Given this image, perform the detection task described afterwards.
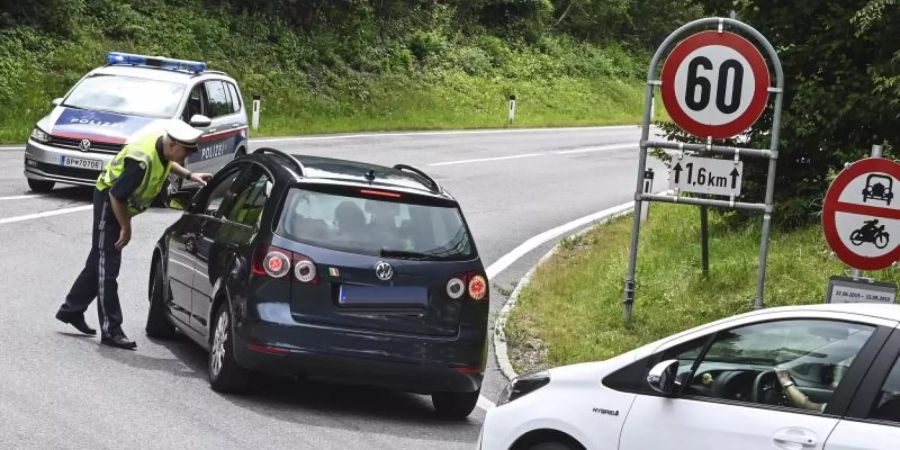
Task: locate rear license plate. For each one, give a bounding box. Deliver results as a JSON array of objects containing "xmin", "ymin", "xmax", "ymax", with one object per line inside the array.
[
  {"xmin": 60, "ymin": 155, "xmax": 102, "ymax": 171},
  {"xmin": 338, "ymin": 285, "xmax": 428, "ymax": 308}
]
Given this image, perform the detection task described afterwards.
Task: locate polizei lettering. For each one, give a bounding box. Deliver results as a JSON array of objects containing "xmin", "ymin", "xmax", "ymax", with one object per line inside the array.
[
  {"xmin": 68, "ymin": 117, "xmax": 126, "ymax": 129},
  {"xmin": 200, "ymin": 142, "xmax": 229, "ymax": 160}
]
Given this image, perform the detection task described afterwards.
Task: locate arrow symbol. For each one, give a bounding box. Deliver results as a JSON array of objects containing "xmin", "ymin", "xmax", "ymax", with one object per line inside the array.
[
  {"xmin": 673, "ymin": 163, "xmax": 683, "ymax": 183},
  {"xmin": 730, "ymin": 168, "xmax": 740, "ymax": 189}
]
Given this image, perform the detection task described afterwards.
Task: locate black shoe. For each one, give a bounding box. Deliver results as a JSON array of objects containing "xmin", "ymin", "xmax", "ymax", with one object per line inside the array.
[
  {"xmin": 55, "ymin": 310, "xmax": 97, "ymax": 335},
  {"xmin": 101, "ymin": 334, "xmax": 137, "ymax": 350}
]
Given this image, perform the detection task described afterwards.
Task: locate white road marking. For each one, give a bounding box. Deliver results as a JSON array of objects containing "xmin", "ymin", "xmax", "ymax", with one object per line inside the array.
[
  {"xmin": 429, "ymin": 153, "xmax": 545, "ymax": 167},
  {"xmin": 250, "ymin": 125, "xmax": 637, "ymax": 143},
  {"xmin": 0, "ymin": 204, "xmax": 92, "ymax": 225},
  {"xmin": 476, "ymin": 199, "xmax": 636, "ymax": 411},
  {"xmin": 0, "ymin": 146, "xmax": 24, "ymax": 151},
  {"xmin": 553, "ymin": 143, "xmax": 635, "ymax": 155},
  {"xmin": 0, "ymin": 194, "xmax": 41, "ymax": 201}
]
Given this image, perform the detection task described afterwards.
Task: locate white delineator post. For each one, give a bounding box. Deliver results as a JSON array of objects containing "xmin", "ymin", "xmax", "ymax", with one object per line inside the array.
[{"xmin": 252, "ymin": 94, "xmax": 261, "ymax": 131}]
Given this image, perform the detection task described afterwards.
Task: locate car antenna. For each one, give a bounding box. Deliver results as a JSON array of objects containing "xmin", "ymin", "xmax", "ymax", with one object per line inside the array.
[{"xmin": 365, "ymin": 169, "xmax": 376, "ymax": 182}]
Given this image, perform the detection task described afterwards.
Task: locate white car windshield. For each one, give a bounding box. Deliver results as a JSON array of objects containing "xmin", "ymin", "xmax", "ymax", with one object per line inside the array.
[{"xmin": 63, "ymin": 74, "xmax": 186, "ymax": 118}]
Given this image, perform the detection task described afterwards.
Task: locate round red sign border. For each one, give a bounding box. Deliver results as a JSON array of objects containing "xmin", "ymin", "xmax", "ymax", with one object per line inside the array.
[
  {"xmin": 660, "ymin": 30, "xmax": 771, "ymax": 139},
  {"xmin": 822, "ymin": 158, "xmax": 900, "ymax": 271}
]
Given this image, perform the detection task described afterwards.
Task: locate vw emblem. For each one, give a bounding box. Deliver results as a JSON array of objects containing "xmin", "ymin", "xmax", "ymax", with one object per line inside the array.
[
  {"xmin": 374, "ymin": 261, "xmax": 393, "ymax": 281},
  {"xmin": 78, "ymin": 139, "xmax": 91, "ymax": 152}
]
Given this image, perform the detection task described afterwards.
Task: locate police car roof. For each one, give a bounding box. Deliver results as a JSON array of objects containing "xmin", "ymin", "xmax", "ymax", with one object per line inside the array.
[
  {"xmin": 256, "ymin": 153, "xmax": 449, "ymax": 198},
  {"xmin": 90, "ymin": 65, "xmax": 234, "ymax": 84}
]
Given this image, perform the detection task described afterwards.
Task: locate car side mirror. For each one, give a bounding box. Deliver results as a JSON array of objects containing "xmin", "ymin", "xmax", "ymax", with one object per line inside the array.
[
  {"xmin": 167, "ymin": 189, "xmax": 196, "ymax": 211},
  {"xmin": 52, "ymin": 98, "xmax": 63, "ymax": 106},
  {"xmin": 647, "ymin": 360, "xmax": 681, "ymax": 396},
  {"xmin": 189, "ymin": 114, "xmax": 212, "ymax": 128}
]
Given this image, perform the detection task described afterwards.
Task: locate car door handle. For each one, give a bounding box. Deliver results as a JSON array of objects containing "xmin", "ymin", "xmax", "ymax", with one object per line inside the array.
[
  {"xmin": 772, "ymin": 428, "xmax": 818, "ymax": 450},
  {"xmin": 231, "ymin": 123, "xmax": 242, "ymax": 128}
]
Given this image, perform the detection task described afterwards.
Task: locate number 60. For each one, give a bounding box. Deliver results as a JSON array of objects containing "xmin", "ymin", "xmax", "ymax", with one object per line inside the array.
[{"xmin": 685, "ymin": 57, "xmax": 744, "ymax": 114}]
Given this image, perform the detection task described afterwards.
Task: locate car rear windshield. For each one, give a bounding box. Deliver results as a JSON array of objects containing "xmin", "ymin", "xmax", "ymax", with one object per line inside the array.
[
  {"xmin": 63, "ymin": 74, "xmax": 186, "ymax": 118},
  {"xmin": 276, "ymin": 187, "xmax": 475, "ymax": 261}
]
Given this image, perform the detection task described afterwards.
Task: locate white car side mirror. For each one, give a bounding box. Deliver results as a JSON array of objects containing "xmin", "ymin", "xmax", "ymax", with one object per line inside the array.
[
  {"xmin": 189, "ymin": 114, "xmax": 212, "ymax": 128},
  {"xmin": 647, "ymin": 359, "xmax": 681, "ymax": 396}
]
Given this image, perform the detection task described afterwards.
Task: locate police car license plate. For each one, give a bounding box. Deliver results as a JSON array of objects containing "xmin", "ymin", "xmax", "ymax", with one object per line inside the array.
[{"xmin": 60, "ymin": 155, "xmax": 102, "ymax": 171}]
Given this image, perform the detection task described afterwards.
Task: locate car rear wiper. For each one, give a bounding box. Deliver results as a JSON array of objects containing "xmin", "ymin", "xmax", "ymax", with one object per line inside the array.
[{"xmin": 380, "ymin": 248, "xmax": 433, "ymax": 260}]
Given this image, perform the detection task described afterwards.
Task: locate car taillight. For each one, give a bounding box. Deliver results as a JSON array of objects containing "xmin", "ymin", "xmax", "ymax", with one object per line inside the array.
[
  {"xmin": 446, "ymin": 277, "xmax": 465, "ymax": 300},
  {"xmin": 359, "ymin": 189, "xmax": 402, "ymax": 198},
  {"xmin": 448, "ymin": 273, "xmax": 488, "ymax": 301},
  {"xmin": 262, "ymin": 250, "xmax": 291, "ymax": 278},
  {"xmin": 252, "ymin": 245, "xmax": 318, "ymax": 282},
  {"xmin": 468, "ymin": 275, "xmax": 487, "ymax": 301},
  {"xmin": 293, "ymin": 255, "xmax": 318, "ymax": 284}
]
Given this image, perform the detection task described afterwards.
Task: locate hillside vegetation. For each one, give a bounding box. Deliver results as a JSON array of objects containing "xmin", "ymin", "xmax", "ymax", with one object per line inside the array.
[{"xmin": 0, "ymin": 0, "xmax": 700, "ymax": 143}]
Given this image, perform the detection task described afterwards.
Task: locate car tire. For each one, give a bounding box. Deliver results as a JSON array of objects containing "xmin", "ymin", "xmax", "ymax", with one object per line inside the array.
[
  {"xmin": 27, "ymin": 179, "xmax": 54, "ymax": 193},
  {"xmin": 208, "ymin": 303, "xmax": 250, "ymax": 393},
  {"xmin": 432, "ymin": 389, "xmax": 480, "ymax": 419},
  {"xmin": 146, "ymin": 260, "xmax": 176, "ymax": 339}
]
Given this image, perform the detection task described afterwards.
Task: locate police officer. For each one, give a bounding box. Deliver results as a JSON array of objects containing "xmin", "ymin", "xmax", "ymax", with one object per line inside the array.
[{"xmin": 55, "ymin": 120, "xmax": 212, "ymax": 349}]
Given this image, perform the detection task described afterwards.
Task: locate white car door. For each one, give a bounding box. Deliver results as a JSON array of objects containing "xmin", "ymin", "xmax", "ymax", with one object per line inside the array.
[
  {"xmin": 825, "ymin": 332, "xmax": 900, "ymax": 450},
  {"xmin": 619, "ymin": 318, "xmax": 885, "ymax": 450}
]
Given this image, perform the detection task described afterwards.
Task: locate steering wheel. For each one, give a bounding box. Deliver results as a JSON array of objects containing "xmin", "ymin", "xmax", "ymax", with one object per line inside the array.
[{"xmin": 752, "ymin": 369, "xmax": 784, "ymax": 404}]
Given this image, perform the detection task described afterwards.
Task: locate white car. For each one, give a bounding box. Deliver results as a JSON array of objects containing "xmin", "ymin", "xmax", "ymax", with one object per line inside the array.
[{"xmin": 481, "ymin": 303, "xmax": 900, "ymax": 450}]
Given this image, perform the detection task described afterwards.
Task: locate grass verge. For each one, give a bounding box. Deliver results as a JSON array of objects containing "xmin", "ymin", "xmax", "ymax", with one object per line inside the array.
[{"xmin": 505, "ymin": 203, "xmax": 900, "ymax": 374}]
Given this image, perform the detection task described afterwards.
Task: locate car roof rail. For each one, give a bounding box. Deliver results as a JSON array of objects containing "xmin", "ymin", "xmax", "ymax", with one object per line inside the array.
[
  {"xmin": 254, "ymin": 147, "xmax": 305, "ymax": 177},
  {"xmin": 393, "ymin": 164, "xmax": 440, "ymax": 193}
]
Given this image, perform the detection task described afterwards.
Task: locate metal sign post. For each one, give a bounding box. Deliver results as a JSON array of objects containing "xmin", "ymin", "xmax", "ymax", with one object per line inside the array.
[{"xmin": 623, "ymin": 17, "xmax": 784, "ymax": 321}]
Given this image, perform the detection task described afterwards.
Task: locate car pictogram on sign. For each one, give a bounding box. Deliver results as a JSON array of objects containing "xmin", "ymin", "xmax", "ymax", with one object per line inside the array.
[{"xmin": 862, "ymin": 174, "xmax": 893, "ymax": 205}]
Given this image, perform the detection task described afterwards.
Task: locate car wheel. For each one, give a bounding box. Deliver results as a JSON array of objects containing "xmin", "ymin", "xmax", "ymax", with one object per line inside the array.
[
  {"xmin": 27, "ymin": 179, "xmax": 54, "ymax": 193},
  {"xmin": 209, "ymin": 303, "xmax": 250, "ymax": 393},
  {"xmin": 145, "ymin": 260, "xmax": 176, "ymax": 339},
  {"xmin": 431, "ymin": 389, "xmax": 480, "ymax": 419}
]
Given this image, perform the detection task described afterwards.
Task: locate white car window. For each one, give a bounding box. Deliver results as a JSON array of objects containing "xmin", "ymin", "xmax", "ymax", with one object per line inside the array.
[
  {"xmin": 870, "ymin": 356, "xmax": 900, "ymax": 422},
  {"xmin": 667, "ymin": 320, "xmax": 875, "ymax": 413}
]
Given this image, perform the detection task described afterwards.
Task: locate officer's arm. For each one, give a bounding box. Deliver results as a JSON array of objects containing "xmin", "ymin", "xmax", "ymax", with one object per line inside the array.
[
  {"xmin": 109, "ymin": 194, "xmax": 132, "ymax": 239},
  {"xmin": 108, "ymin": 160, "xmax": 144, "ymax": 249},
  {"xmin": 169, "ymin": 161, "xmax": 212, "ymax": 185}
]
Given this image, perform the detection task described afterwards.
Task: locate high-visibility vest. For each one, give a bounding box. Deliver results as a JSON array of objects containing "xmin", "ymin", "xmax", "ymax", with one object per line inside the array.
[{"xmin": 96, "ymin": 133, "xmax": 171, "ymax": 216}]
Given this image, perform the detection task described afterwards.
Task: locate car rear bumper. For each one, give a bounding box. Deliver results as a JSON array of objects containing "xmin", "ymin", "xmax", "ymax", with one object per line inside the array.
[
  {"xmin": 24, "ymin": 139, "xmax": 111, "ymax": 186},
  {"xmin": 233, "ymin": 310, "xmax": 486, "ymax": 394}
]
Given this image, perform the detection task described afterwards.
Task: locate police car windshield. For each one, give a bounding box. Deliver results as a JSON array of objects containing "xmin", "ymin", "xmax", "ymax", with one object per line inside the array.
[
  {"xmin": 276, "ymin": 188, "xmax": 475, "ymax": 261},
  {"xmin": 63, "ymin": 74, "xmax": 185, "ymax": 118}
]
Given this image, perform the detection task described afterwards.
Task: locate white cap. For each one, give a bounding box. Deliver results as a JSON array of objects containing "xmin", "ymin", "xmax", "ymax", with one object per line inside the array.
[{"xmin": 165, "ymin": 119, "xmax": 203, "ymax": 148}]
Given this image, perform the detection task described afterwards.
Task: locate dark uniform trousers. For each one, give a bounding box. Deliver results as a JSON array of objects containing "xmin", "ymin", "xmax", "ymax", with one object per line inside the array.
[{"xmin": 58, "ymin": 188, "xmax": 124, "ymax": 337}]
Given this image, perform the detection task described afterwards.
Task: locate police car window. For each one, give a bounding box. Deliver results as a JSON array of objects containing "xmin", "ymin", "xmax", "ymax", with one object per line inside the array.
[
  {"xmin": 63, "ymin": 75, "xmax": 185, "ymax": 118},
  {"xmin": 202, "ymin": 171, "xmax": 240, "ymax": 216},
  {"xmin": 204, "ymin": 81, "xmax": 232, "ymax": 118},
  {"xmin": 182, "ymin": 85, "xmax": 207, "ymax": 122},
  {"xmin": 226, "ymin": 83, "xmax": 242, "ymax": 113},
  {"xmin": 870, "ymin": 355, "xmax": 900, "ymax": 422},
  {"xmin": 225, "ymin": 169, "xmax": 269, "ymax": 228}
]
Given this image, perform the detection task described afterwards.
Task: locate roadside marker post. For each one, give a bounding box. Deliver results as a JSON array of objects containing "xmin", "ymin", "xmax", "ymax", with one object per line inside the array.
[
  {"xmin": 252, "ymin": 94, "xmax": 261, "ymax": 131},
  {"xmin": 623, "ymin": 17, "xmax": 784, "ymax": 320},
  {"xmin": 508, "ymin": 94, "xmax": 517, "ymax": 125}
]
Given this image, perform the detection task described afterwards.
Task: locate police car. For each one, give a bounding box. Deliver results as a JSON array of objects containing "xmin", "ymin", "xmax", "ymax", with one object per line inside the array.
[{"xmin": 24, "ymin": 52, "xmax": 249, "ymax": 193}]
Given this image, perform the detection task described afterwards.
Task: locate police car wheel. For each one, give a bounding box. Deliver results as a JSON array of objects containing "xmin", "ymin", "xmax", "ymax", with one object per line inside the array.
[
  {"xmin": 432, "ymin": 389, "xmax": 480, "ymax": 419},
  {"xmin": 27, "ymin": 179, "xmax": 54, "ymax": 193},
  {"xmin": 146, "ymin": 261, "xmax": 176, "ymax": 339},
  {"xmin": 208, "ymin": 303, "xmax": 250, "ymax": 393}
]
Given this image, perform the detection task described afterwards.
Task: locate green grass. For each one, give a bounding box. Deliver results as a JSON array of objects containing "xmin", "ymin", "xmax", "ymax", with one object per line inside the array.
[
  {"xmin": 0, "ymin": 2, "xmax": 651, "ymax": 143},
  {"xmin": 505, "ymin": 203, "xmax": 900, "ymax": 374}
]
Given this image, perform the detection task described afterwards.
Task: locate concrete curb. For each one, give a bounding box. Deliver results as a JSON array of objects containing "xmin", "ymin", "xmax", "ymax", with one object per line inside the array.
[{"xmin": 492, "ymin": 207, "xmax": 635, "ymax": 381}]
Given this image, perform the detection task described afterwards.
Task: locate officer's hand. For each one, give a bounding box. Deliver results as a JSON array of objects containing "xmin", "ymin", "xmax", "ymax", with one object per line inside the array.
[
  {"xmin": 190, "ymin": 172, "xmax": 213, "ymax": 186},
  {"xmin": 115, "ymin": 227, "xmax": 132, "ymax": 250}
]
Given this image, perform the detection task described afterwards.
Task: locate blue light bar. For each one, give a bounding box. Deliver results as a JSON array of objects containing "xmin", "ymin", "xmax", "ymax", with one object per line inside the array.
[{"xmin": 106, "ymin": 52, "xmax": 206, "ymax": 74}]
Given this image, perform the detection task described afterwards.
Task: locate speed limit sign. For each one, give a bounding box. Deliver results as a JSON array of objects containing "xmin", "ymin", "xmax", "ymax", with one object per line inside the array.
[{"xmin": 661, "ymin": 31, "xmax": 770, "ymax": 139}]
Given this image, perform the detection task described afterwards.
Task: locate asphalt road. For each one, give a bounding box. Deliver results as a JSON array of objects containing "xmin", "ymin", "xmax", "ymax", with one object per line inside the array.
[{"xmin": 0, "ymin": 126, "xmax": 663, "ymax": 449}]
